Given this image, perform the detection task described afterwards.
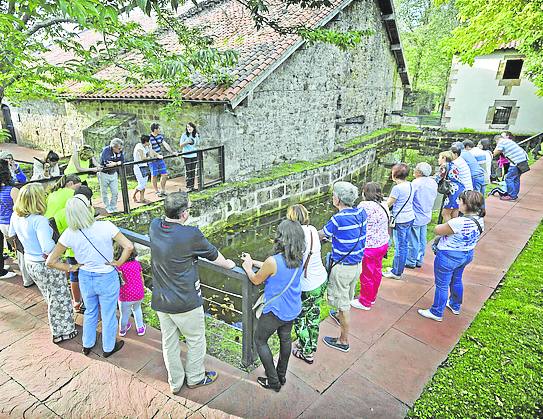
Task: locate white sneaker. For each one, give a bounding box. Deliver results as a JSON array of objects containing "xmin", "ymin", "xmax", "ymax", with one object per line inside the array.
[
  {"xmin": 417, "ymin": 309, "xmax": 442, "ymax": 322},
  {"xmin": 446, "ymin": 302, "xmax": 460, "ymax": 315},
  {"xmin": 350, "ymin": 299, "xmax": 371, "ymax": 310},
  {"xmin": 0, "ymin": 271, "xmax": 16, "ymax": 280},
  {"xmin": 382, "ymin": 269, "xmax": 401, "ymax": 280}
]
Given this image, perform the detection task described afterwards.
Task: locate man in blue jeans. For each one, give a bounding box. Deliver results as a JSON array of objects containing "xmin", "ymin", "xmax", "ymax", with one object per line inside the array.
[
  {"xmin": 493, "ymin": 133, "xmax": 528, "ymax": 201},
  {"xmin": 452, "ymin": 141, "xmax": 485, "ymax": 196}
]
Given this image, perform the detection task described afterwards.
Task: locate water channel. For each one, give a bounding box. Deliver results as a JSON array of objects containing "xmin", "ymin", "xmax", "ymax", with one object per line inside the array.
[{"xmin": 138, "ymin": 142, "xmax": 444, "ymax": 325}]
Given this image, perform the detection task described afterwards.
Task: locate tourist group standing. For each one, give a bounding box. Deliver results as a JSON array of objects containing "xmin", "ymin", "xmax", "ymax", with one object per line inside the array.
[{"xmin": 0, "ymin": 130, "xmax": 531, "ymax": 395}]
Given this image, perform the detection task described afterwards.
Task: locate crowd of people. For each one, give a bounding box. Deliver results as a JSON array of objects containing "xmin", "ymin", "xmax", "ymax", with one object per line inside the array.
[{"xmin": 0, "ymin": 130, "xmax": 531, "ymax": 394}]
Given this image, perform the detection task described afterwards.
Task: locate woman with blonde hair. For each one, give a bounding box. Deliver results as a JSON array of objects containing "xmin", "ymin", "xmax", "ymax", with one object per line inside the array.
[
  {"xmin": 47, "ymin": 194, "xmax": 133, "ymax": 357},
  {"xmin": 286, "ymin": 204, "xmax": 327, "ymax": 364},
  {"xmin": 9, "ymin": 183, "xmax": 76, "ymax": 343}
]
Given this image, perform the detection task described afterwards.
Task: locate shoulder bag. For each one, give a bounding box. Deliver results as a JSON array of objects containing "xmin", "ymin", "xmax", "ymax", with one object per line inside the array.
[
  {"xmin": 253, "ymin": 265, "xmax": 300, "ymax": 319},
  {"xmin": 464, "ymin": 215, "xmax": 483, "ymax": 235},
  {"xmin": 302, "ymin": 228, "xmax": 314, "ymax": 278},
  {"xmin": 79, "ymin": 229, "xmax": 125, "ymax": 286},
  {"xmin": 389, "ymin": 184, "xmax": 412, "ymax": 229},
  {"xmin": 505, "ymin": 156, "xmax": 530, "ymax": 174},
  {"xmin": 437, "ymin": 164, "xmax": 454, "ymax": 195},
  {"xmin": 325, "ymin": 215, "xmax": 364, "ymax": 276}
]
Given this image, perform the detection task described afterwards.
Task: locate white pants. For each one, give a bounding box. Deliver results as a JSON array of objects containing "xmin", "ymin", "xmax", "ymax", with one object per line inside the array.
[
  {"xmin": 133, "ymin": 165, "xmax": 148, "ymax": 191},
  {"xmin": 99, "ymin": 172, "xmax": 119, "ymax": 213},
  {"xmin": 0, "ymin": 224, "xmax": 32, "ymax": 286}
]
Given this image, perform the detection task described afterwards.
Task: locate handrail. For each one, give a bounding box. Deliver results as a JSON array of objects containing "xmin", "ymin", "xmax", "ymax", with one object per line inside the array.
[
  {"xmin": 120, "ymin": 227, "xmax": 259, "ymax": 367},
  {"xmin": 517, "ymin": 132, "xmax": 543, "ymax": 147}
]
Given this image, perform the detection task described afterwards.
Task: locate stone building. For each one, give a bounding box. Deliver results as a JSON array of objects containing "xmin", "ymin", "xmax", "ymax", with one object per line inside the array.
[
  {"xmin": 3, "ymin": 0, "xmax": 409, "ymax": 180},
  {"xmin": 443, "ymin": 41, "xmax": 543, "ymax": 134}
]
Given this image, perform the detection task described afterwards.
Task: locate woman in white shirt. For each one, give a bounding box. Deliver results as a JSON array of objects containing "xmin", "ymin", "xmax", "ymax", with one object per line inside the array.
[
  {"xmin": 352, "ymin": 182, "xmax": 389, "ymax": 310},
  {"xmin": 9, "ymin": 183, "xmax": 76, "ymax": 343},
  {"xmin": 418, "ymin": 191, "xmax": 484, "ymax": 322},
  {"xmin": 47, "ymin": 195, "xmax": 134, "ymax": 358},
  {"xmin": 287, "ymin": 204, "xmax": 327, "ymax": 364},
  {"xmin": 132, "ymin": 135, "xmax": 156, "ymax": 203},
  {"xmin": 31, "ymin": 150, "xmax": 61, "ymax": 181},
  {"xmin": 179, "ymin": 122, "xmax": 200, "ymax": 191}
]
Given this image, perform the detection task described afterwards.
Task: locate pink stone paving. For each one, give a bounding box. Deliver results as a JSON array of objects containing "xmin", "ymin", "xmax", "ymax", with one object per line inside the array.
[{"xmin": 0, "ymin": 157, "xmax": 542, "ymax": 418}]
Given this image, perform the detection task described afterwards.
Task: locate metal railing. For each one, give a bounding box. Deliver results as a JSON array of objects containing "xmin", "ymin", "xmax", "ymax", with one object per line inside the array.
[
  {"xmin": 120, "ymin": 227, "xmax": 260, "ymax": 368},
  {"xmin": 517, "ymin": 132, "xmax": 543, "ymax": 159},
  {"xmin": 13, "ymin": 145, "xmax": 226, "ymax": 215}
]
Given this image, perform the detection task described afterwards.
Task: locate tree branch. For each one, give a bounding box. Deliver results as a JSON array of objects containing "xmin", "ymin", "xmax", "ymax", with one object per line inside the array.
[{"xmin": 26, "ymin": 18, "xmax": 79, "ymax": 37}]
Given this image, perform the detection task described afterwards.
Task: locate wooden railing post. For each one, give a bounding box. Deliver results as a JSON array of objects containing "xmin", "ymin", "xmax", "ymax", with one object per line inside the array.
[
  {"xmin": 119, "ymin": 163, "xmax": 130, "ymax": 214},
  {"xmin": 241, "ymin": 275, "xmax": 259, "ymax": 368}
]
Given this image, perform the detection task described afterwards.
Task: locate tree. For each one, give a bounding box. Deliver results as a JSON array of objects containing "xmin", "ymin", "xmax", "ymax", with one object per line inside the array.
[
  {"xmin": 395, "ymin": 0, "xmax": 458, "ymax": 113},
  {"xmin": 437, "ymin": 0, "xmax": 543, "ymax": 95}
]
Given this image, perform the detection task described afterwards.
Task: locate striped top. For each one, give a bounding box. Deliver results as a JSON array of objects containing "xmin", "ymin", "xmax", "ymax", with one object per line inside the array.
[
  {"xmin": 149, "ymin": 133, "xmax": 164, "ymax": 153},
  {"xmin": 0, "ymin": 185, "xmax": 14, "ymax": 225},
  {"xmin": 496, "ymin": 139, "xmax": 528, "ymax": 166},
  {"xmin": 323, "ymin": 207, "xmax": 367, "ymax": 265},
  {"xmin": 453, "ymin": 157, "xmax": 473, "ymax": 190}
]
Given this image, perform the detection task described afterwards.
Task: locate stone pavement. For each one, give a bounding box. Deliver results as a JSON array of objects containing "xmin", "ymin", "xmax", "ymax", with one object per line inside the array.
[{"xmin": 0, "ymin": 159, "xmax": 542, "ymax": 418}]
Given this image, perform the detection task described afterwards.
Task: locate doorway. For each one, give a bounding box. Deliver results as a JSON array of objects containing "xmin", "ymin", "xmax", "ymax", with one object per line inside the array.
[{"xmin": 1, "ymin": 104, "xmax": 17, "ymax": 143}]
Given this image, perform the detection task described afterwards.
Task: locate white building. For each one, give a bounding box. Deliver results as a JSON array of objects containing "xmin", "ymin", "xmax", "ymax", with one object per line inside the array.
[{"xmin": 443, "ymin": 42, "xmax": 543, "ymax": 135}]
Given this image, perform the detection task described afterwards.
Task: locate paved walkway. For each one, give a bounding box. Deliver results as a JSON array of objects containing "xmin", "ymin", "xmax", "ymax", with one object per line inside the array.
[{"xmin": 1, "ymin": 160, "xmax": 542, "ymax": 418}]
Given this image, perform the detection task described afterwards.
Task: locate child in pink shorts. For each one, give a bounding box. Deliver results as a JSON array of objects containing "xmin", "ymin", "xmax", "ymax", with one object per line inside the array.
[{"xmin": 117, "ymin": 248, "xmax": 146, "ymax": 336}]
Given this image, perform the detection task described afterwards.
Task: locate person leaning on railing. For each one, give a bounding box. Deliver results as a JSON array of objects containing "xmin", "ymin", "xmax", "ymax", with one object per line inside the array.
[
  {"xmin": 99, "ymin": 138, "xmax": 125, "ymax": 214},
  {"xmin": 65, "ymin": 144, "xmax": 102, "ymax": 184},
  {"xmin": 493, "ymin": 132, "xmax": 529, "ymax": 202},
  {"xmin": 10, "ymin": 183, "xmax": 77, "ymax": 344},
  {"xmin": 149, "ymin": 191, "xmax": 235, "ymax": 394},
  {"xmin": 149, "ymin": 123, "xmax": 174, "ymax": 197},
  {"xmin": 241, "ymin": 219, "xmax": 304, "ymax": 392}
]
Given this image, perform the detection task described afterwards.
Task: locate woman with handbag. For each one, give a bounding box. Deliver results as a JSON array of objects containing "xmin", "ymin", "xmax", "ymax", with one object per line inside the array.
[
  {"xmin": 419, "ymin": 191, "xmax": 484, "ymax": 322},
  {"xmin": 132, "ymin": 135, "xmax": 156, "ymax": 203},
  {"xmin": 436, "ymin": 151, "xmax": 465, "ymax": 222},
  {"xmin": 9, "ymin": 183, "xmax": 77, "ymax": 343},
  {"xmin": 241, "ymin": 219, "xmax": 304, "ymax": 392},
  {"xmin": 46, "ymin": 194, "xmax": 134, "ymax": 357},
  {"xmin": 286, "ymin": 204, "xmax": 327, "ymax": 364},
  {"xmin": 383, "ymin": 163, "xmax": 415, "ymax": 280},
  {"xmin": 352, "ymin": 182, "xmax": 390, "ymax": 309}
]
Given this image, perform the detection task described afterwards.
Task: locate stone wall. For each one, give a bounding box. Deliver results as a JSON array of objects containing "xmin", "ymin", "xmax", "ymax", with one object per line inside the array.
[{"xmin": 9, "ymin": 0, "xmax": 405, "ymax": 178}]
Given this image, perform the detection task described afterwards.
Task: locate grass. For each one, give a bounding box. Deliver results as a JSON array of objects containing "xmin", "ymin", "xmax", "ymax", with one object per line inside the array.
[{"xmin": 408, "ymin": 222, "xmax": 543, "ymax": 418}]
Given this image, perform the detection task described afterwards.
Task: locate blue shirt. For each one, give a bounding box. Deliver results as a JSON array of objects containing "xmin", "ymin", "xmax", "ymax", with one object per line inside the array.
[
  {"xmin": 150, "ymin": 133, "xmax": 164, "ymax": 153},
  {"xmin": 100, "ymin": 146, "xmax": 125, "ymax": 174},
  {"xmin": 323, "ymin": 207, "xmax": 366, "ymax": 264},
  {"xmin": 461, "ymin": 150, "xmax": 484, "ymax": 179},
  {"xmin": 263, "ymin": 254, "xmax": 302, "ymax": 321},
  {"xmin": 12, "ymin": 163, "xmax": 26, "ymax": 184},
  {"xmin": 9, "ymin": 214, "xmax": 55, "ymax": 262},
  {"xmin": 180, "ymin": 133, "xmax": 199, "ymax": 159},
  {"xmin": 390, "ymin": 182, "xmax": 415, "ymax": 224},
  {"xmin": 0, "ymin": 185, "xmax": 14, "ymax": 225},
  {"xmin": 412, "ymin": 177, "xmax": 438, "ymax": 226},
  {"xmin": 497, "ymin": 139, "xmax": 528, "ymax": 166}
]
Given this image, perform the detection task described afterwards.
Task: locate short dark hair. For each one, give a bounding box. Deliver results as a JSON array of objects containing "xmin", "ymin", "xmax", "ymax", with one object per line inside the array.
[
  {"xmin": 480, "ymin": 138, "xmax": 492, "ymax": 151},
  {"xmin": 391, "ymin": 163, "xmax": 409, "ymax": 180},
  {"xmin": 74, "ymin": 185, "xmax": 93, "ymax": 201},
  {"xmin": 463, "ymin": 139, "xmax": 475, "ymax": 149},
  {"xmin": 0, "ymin": 160, "xmax": 13, "ymax": 188},
  {"xmin": 273, "ymin": 219, "xmax": 305, "ymax": 269},
  {"xmin": 459, "ymin": 190, "xmax": 486, "ymax": 217},
  {"xmin": 451, "ymin": 145, "xmax": 462, "ymax": 157},
  {"xmin": 46, "ymin": 150, "xmax": 60, "ymax": 162},
  {"xmin": 141, "ymin": 135, "xmax": 150, "ymax": 144},
  {"xmin": 363, "ymin": 182, "xmax": 383, "ymax": 202},
  {"xmin": 164, "ymin": 191, "xmax": 189, "ymax": 219},
  {"xmin": 150, "ymin": 123, "xmax": 160, "ymax": 132}
]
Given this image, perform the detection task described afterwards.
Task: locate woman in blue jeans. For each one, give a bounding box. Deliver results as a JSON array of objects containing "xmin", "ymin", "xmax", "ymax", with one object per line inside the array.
[
  {"xmin": 47, "ymin": 194, "xmax": 134, "ymax": 357},
  {"xmin": 383, "ymin": 163, "xmax": 415, "ymax": 280},
  {"xmin": 241, "ymin": 219, "xmax": 304, "ymax": 392},
  {"xmin": 418, "ymin": 191, "xmax": 485, "ymax": 321}
]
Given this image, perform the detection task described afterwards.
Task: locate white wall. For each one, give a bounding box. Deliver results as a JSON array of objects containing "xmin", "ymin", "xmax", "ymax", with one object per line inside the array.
[{"xmin": 443, "ymin": 51, "xmax": 543, "ymax": 134}]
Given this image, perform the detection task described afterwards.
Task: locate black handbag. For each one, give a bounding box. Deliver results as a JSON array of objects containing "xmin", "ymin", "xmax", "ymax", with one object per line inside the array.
[
  {"xmin": 515, "ymin": 160, "xmax": 530, "ymax": 174},
  {"xmin": 437, "ymin": 165, "xmax": 453, "ymax": 195}
]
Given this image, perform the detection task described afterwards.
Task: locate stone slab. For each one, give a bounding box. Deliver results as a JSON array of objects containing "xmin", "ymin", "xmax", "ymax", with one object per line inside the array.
[
  {"xmin": 352, "ymin": 328, "xmax": 446, "ymax": 406},
  {"xmin": 0, "ymin": 326, "xmax": 93, "ymax": 401},
  {"xmin": 300, "ymin": 370, "xmax": 408, "ymax": 419},
  {"xmin": 45, "ymin": 362, "xmax": 171, "ymax": 418},
  {"xmin": 0, "ymin": 276, "xmax": 43, "ymax": 309},
  {"xmin": 0, "ymin": 299, "xmax": 42, "ymax": 350},
  {"xmin": 0, "ymin": 378, "xmax": 41, "ymax": 417}
]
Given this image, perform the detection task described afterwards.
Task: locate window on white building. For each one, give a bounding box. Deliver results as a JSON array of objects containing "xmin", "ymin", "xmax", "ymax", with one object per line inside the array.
[
  {"xmin": 492, "ymin": 106, "xmax": 512, "ymax": 125},
  {"xmin": 502, "ymin": 59, "xmax": 523, "ymax": 80}
]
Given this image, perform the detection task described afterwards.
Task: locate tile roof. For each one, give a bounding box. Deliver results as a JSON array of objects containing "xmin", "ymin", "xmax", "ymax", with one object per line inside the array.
[{"xmin": 498, "ymin": 40, "xmax": 520, "ymax": 50}]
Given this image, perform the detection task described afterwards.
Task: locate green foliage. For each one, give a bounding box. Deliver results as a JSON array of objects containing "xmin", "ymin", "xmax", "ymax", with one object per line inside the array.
[
  {"xmin": 437, "ymin": 0, "xmax": 543, "ymax": 94},
  {"xmin": 395, "ymin": 0, "xmax": 458, "ymax": 111},
  {"xmin": 0, "ymin": 128, "xmax": 10, "ymax": 143},
  {"xmin": 299, "ymin": 28, "xmax": 374, "ymax": 51},
  {"xmin": 409, "ymin": 222, "xmax": 543, "ymax": 418}
]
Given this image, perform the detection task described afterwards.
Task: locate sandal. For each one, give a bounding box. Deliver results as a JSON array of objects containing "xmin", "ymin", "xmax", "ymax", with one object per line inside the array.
[
  {"xmin": 292, "ymin": 348, "xmax": 314, "ymax": 364},
  {"xmin": 257, "ymin": 377, "xmax": 281, "ymax": 392},
  {"xmin": 53, "ymin": 329, "xmax": 78, "ymax": 344}
]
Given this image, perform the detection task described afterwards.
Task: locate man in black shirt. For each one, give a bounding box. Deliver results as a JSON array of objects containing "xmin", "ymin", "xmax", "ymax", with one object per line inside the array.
[{"xmin": 150, "ymin": 192, "xmax": 235, "ymax": 393}]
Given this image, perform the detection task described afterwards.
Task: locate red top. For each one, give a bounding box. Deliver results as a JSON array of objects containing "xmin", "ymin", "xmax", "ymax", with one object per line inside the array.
[{"xmin": 118, "ymin": 260, "xmax": 145, "ymax": 302}]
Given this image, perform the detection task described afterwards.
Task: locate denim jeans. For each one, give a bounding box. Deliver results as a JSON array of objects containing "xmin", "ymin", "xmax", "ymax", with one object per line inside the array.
[
  {"xmin": 406, "ymin": 224, "xmax": 427, "ymax": 267},
  {"xmin": 119, "ymin": 299, "xmax": 144, "ymax": 329},
  {"xmin": 254, "ymin": 311, "xmax": 293, "ymax": 387},
  {"xmin": 99, "ymin": 172, "xmax": 119, "ymax": 213},
  {"xmin": 505, "ymin": 165, "xmax": 521, "ymax": 199},
  {"xmin": 392, "ymin": 220, "xmax": 414, "ymax": 276},
  {"xmin": 430, "ymin": 249, "xmax": 474, "ymax": 318},
  {"xmin": 472, "ymin": 175, "xmax": 486, "ymax": 206},
  {"xmin": 78, "ymin": 269, "xmax": 120, "ymax": 352}
]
